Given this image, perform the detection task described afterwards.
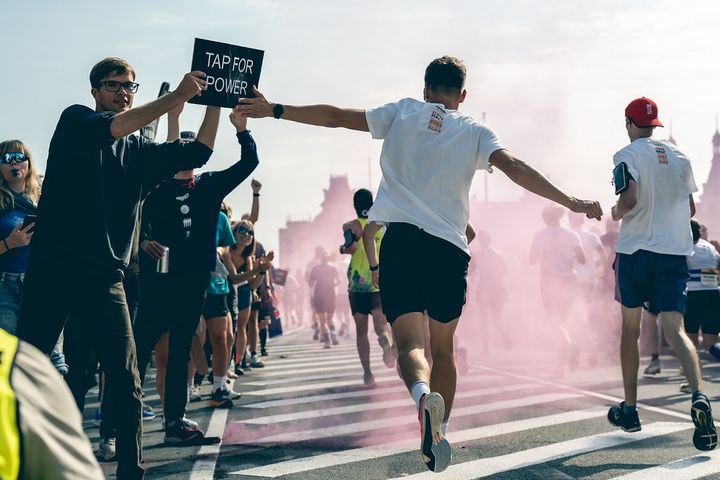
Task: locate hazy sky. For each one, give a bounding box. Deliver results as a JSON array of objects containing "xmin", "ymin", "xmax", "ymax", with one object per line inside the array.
[{"xmin": 4, "ymin": 0, "xmax": 720, "ymax": 255}]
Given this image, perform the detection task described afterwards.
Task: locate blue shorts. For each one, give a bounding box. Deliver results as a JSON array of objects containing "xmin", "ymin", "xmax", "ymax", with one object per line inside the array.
[
  {"xmin": 614, "ymin": 250, "xmax": 688, "ymax": 314},
  {"xmin": 236, "ymin": 284, "xmax": 252, "ymax": 311}
]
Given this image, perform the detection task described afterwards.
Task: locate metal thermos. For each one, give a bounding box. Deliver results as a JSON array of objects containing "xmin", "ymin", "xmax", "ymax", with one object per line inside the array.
[{"xmin": 157, "ymin": 247, "xmax": 170, "ymax": 273}]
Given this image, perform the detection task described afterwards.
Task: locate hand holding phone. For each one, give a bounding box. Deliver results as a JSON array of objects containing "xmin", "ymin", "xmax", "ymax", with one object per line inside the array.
[{"xmin": 21, "ymin": 214, "xmax": 37, "ymax": 232}]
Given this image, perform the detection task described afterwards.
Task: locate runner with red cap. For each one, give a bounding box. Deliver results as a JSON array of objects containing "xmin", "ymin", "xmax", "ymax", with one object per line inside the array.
[{"xmin": 609, "ymin": 96, "xmax": 717, "ymax": 451}]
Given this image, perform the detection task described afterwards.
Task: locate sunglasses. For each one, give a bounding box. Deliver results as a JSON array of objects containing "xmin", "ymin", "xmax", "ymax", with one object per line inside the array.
[
  {"xmin": 1, "ymin": 152, "xmax": 28, "ymax": 164},
  {"xmin": 237, "ymin": 228, "xmax": 254, "ymax": 236},
  {"xmin": 100, "ymin": 80, "xmax": 140, "ymax": 94}
]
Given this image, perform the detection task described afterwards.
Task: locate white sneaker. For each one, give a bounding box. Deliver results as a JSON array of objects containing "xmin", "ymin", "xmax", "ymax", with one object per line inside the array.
[
  {"xmin": 644, "ymin": 358, "xmax": 661, "ymax": 375},
  {"xmin": 226, "ymin": 387, "xmax": 242, "ymax": 399},
  {"xmin": 189, "ymin": 386, "xmax": 203, "ymax": 402},
  {"xmin": 95, "ymin": 437, "xmax": 117, "ymax": 462},
  {"xmin": 249, "ymin": 354, "xmax": 265, "ymax": 368}
]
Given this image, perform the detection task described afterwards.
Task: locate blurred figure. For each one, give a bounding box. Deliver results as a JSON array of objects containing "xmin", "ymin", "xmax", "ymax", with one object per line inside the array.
[
  {"xmin": 469, "ymin": 230, "xmax": 511, "ymax": 355},
  {"xmin": 309, "ymin": 248, "xmax": 340, "ymax": 348},
  {"xmin": 530, "ymin": 205, "xmax": 585, "ymax": 372}
]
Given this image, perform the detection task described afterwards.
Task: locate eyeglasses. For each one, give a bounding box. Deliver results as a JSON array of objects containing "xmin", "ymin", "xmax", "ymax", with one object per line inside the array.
[
  {"xmin": 237, "ymin": 228, "xmax": 254, "ymax": 236},
  {"xmin": 100, "ymin": 80, "xmax": 140, "ymax": 94},
  {"xmin": 0, "ymin": 152, "xmax": 28, "ymax": 164}
]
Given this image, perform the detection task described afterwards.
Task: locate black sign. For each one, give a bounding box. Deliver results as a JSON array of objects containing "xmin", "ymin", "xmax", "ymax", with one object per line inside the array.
[
  {"xmin": 272, "ymin": 268, "xmax": 288, "ymax": 286},
  {"xmin": 189, "ymin": 38, "xmax": 264, "ymax": 108}
]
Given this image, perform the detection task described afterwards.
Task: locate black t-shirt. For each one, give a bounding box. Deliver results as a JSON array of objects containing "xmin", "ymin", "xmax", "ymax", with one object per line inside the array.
[
  {"xmin": 31, "ymin": 104, "xmax": 213, "ymax": 271},
  {"xmin": 140, "ymin": 131, "xmax": 258, "ymax": 274}
]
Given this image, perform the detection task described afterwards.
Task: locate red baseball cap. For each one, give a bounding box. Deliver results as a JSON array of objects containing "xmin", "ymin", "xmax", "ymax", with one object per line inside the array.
[{"xmin": 625, "ymin": 97, "xmax": 663, "ymax": 128}]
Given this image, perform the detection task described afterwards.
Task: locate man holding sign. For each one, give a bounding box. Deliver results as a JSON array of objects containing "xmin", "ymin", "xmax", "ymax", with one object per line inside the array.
[
  {"xmin": 235, "ymin": 55, "xmax": 602, "ymax": 473},
  {"xmin": 16, "ymin": 56, "xmax": 220, "ymax": 480}
]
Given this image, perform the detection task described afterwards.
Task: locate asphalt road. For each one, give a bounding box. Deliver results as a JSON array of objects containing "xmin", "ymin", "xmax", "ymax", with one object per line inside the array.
[{"xmin": 88, "ymin": 327, "xmax": 720, "ymax": 480}]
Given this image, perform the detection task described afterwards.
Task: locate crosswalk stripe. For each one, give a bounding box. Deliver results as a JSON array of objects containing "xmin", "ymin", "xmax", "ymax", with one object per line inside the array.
[
  {"xmin": 241, "ymin": 384, "xmax": 542, "ymax": 424},
  {"xmin": 249, "ymin": 392, "xmax": 582, "ymax": 443},
  {"xmin": 241, "ymin": 375, "xmax": 506, "ymax": 409},
  {"xmin": 607, "ymin": 449, "xmax": 720, "ymax": 479},
  {"xmin": 265, "ymin": 344, "xmax": 357, "ymax": 354},
  {"xmin": 241, "ymin": 374, "xmax": 404, "ymax": 396},
  {"xmin": 253, "ymin": 357, "xmax": 385, "ymax": 374},
  {"xmin": 387, "ymin": 421, "xmax": 691, "ymax": 479},
  {"xmin": 242, "ymin": 369, "xmax": 398, "ymax": 386},
  {"xmin": 263, "ymin": 352, "xmax": 366, "ymax": 364},
  {"xmin": 232, "ymin": 407, "xmax": 608, "ymax": 478}
]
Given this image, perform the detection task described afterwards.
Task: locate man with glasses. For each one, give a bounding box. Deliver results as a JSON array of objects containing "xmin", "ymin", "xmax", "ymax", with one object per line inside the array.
[
  {"xmin": 609, "ymin": 97, "xmax": 717, "ymax": 452},
  {"xmin": 16, "ymin": 57, "xmax": 220, "ymax": 480}
]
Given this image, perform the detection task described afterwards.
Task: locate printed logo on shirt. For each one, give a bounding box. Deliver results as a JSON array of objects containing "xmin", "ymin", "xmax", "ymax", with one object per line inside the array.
[
  {"xmin": 180, "ymin": 204, "xmax": 190, "ymax": 214},
  {"xmin": 176, "ymin": 193, "xmax": 190, "ymax": 202},
  {"xmin": 427, "ymin": 106, "xmax": 445, "ymax": 133},
  {"xmin": 183, "ymin": 218, "xmax": 192, "ymax": 229},
  {"xmin": 655, "ymin": 146, "xmax": 668, "ymax": 164}
]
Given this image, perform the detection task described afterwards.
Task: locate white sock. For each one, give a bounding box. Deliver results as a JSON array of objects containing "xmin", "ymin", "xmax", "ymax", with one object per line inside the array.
[
  {"xmin": 187, "ymin": 379, "xmax": 193, "ymax": 388},
  {"xmin": 441, "ymin": 421, "xmax": 449, "ymax": 436},
  {"xmin": 213, "ymin": 375, "xmax": 227, "ymax": 391},
  {"xmin": 411, "ymin": 381, "xmax": 431, "ymax": 411}
]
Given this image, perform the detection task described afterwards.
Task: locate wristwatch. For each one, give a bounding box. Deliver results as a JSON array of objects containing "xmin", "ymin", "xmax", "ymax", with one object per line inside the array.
[
  {"xmin": 369, "ymin": 264, "xmax": 379, "ymax": 272},
  {"xmin": 273, "ymin": 103, "xmax": 284, "ymax": 119}
]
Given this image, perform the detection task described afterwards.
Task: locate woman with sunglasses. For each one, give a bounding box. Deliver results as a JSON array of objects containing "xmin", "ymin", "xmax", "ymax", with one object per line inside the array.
[
  {"xmin": 228, "ymin": 220, "xmax": 271, "ymax": 375},
  {"xmin": 0, "ymin": 141, "xmax": 41, "ymax": 334}
]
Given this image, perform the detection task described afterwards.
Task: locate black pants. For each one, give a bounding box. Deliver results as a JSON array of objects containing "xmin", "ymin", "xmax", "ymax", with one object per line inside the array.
[
  {"xmin": 17, "ymin": 260, "xmax": 144, "ymax": 480},
  {"xmin": 134, "ymin": 272, "xmax": 208, "ymax": 424}
]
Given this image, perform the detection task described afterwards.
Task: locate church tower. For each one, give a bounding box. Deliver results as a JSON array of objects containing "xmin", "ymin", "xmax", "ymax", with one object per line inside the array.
[{"xmin": 697, "ymin": 121, "xmax": 720, "ymax": 236}]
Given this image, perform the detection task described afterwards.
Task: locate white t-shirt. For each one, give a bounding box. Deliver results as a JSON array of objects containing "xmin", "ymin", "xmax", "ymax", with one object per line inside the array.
[
  {"xmin": 614, "ymin": 138, "xmax": 698, "ymax": 256},
  {"xmin": 530, "ymin": 226, "xmax": 583, "ymax": 277},
  {"xmin": 365, "ymin": 98, "xmax": 504, "ymax": 255},
  {"xmin": 574, "ymin": 229, "xmax": 603, "ymax": 284},
  {"xmin": 687, "ymin": 239, "xmax": 720, "ymax": 291}
]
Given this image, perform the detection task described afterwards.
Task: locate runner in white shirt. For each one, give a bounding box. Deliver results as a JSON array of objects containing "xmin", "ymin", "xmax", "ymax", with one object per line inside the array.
[
  {"xmin": 530, "ymin": 205, "xmax": 585, "ymax": 372},
  {"xmin": 609, "ymin": 96, "xmax": 716, "ymax": 451},
  {"xmin": 236, "ymin": 56, "xmax": 603, "ymax": 472},
  {"xmin": 685, "ymin": 220, "xmax": 720, "ymax": 350}
]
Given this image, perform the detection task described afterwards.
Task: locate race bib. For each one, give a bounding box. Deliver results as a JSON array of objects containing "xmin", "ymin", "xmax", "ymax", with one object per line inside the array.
[{"xmin": 701, "ymin": 269, "xmax": 718, "ymax": 287}]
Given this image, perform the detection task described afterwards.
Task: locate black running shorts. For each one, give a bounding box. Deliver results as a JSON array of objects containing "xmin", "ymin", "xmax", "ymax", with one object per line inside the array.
[
  {"xmin": 379, "ymin": 223, "xmax": 470, "ymax": 324},
  {"xmin": 203, "ymin": 293, "xmax": 229, "ymax": 319},
  {"xmin": 684, "ymin": 289, "xmax": 720, "ymax": 335},
  {"xmin": 349, "ymin": 291, "xmax": 382, "ymax": 315}
]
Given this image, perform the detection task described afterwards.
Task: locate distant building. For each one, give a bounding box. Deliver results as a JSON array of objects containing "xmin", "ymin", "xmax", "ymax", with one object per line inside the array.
[
  {"xmin": 695, "ymin": 126, "xmax": 720, "ymax": 237},
  {"xmin": 278, "ymin": 175, "xmax": 355, "ymax": 275}
]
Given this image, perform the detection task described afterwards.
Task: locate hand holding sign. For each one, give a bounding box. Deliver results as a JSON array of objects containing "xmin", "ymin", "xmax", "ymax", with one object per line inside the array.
[
  {"xmin": 189, "ymin": 38, "xmax": 264, "ymax": 108},
  {"xmin": 177, "ymin": 71, "xmax": 208, "ymax": 101},
  {"xmin": 229, "ymin": 109, "xmax": 247, "ymax": 132},
  {"xmin": 235, "ymin": 86, "xmax": 274, "ymax": 118}
]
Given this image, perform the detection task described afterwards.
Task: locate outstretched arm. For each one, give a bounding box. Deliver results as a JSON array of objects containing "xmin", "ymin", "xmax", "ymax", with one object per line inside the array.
[
  {"xmin": 249, "ymin": 179, "xmax": 262, "ymax": 224},
  {"xmin": 110, "ymin": 71, "xmax": 207, "ymax": 139},
  {"xmin": 235, "ymin": 86, "xmax": 369, "ymax": 132},
  {"xmin": 489, "ymin": 149, "xmax": 603, "ymax": 220}
]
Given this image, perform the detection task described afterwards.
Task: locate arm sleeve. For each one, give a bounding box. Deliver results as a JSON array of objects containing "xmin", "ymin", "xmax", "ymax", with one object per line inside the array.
[
  {"xmin": 140, "ymin": 139, "xmax": 213, "ymax": 193},
  {"xmin": 365, "ymin": 100, "xmax": 402, "ymax": 140},
  {"xmin": 56, "ymin": 105, "xmax": 116, "ymax": 147},
  {"xmin": 475, "ymin": 124, "xmax": 504, "ymax": 171},
  {"xmin": 205, "ymin": 130, "xmax": 260, "ymax": 198}
]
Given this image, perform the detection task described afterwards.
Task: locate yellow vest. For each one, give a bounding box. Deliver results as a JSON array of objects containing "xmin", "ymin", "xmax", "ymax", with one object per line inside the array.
[{"xmin": 0, "ymin": 328, "xmax": 20, "ymax": 480}]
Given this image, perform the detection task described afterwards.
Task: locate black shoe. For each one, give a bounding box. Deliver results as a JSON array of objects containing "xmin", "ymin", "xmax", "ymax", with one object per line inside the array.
[
  {"xmin": 209, "ymin": 388, "xmax": 233, "ymax": 408},
  {"xmin": 207, "ymin": 373, "xmax": 214, "ymax": 385},
  {"xmin": 261, "ymin": 348, "xmax": 268, "ymax": 357},
  {"xmin": 164, "ymin": 419, "xmax": 205, "ymax": 445},
  {"xmin": 607, "ymin": 402, "xmax": 641, "ymax": 432},
  {"xmin": 691, "ymin": 392, "xmax": 718, "ymax": 451},
  {"xmin": 234, "ymin": 365, "xmax": 245, "ymax": 376}
]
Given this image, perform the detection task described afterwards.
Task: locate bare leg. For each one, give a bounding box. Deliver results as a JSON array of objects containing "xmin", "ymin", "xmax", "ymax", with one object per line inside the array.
[
  {"xmin": 428, "ymin": 317, "xmax": 459, "ymax": 420},
  {"xmin": 620, "ymin": 306, "xmax": 642, "ymax": 405},
  {"xmin": 206, "ymin": 315, "xmax": 229, "ymax": 377},
  {"xmin": 391, "ymin": 313, "xmax": 431, "ymax": 391},
  {"xmin": 354, "ymin": 313, "xmax": 371, "ymax": 373},
  {"xmin": 234, "ymin": 308, "xmax": 251, "ymax": 365},
  {"xmin": 661, "ymin": 311, "xmax": 703, "ymax": 392}
]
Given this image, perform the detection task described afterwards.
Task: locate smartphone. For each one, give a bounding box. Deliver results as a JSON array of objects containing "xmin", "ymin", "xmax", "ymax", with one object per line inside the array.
[
  {"xmin": 22, "ymin": 214, "xmax": 37, "ymax": 232},
  {"xmin": 613, "ymin": 162, "xmax": 633, "ymax": 195}
]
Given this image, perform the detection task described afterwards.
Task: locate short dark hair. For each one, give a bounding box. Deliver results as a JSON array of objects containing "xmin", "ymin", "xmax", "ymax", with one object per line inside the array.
[
  {"xmin": 424, "ymin": 56, "xmax": 466, "ymax": 96},
  {"xmin": 89, "ymin": 57, "xmax": 135, "ymax": 88}
]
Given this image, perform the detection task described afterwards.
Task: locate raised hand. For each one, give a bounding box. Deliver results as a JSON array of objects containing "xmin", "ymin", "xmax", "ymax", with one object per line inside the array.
[
  {"xmin": 235, "ymin": 86, "xmax": 273, "ymax": 118},
  {"xmin": 251, "ymin": 179, "xmax": 262, "ymax": 193},
  {"xmin": 229, "ymin": 109, "xmax": 248, "ymax": 132},
  {"xmin": 176, "ymin": 71, "xmax": 208, "ymax": 101}
]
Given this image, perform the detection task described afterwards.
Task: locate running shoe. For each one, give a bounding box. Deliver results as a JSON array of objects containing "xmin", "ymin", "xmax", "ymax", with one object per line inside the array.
[
  {"xmin": 644, "ymin": 358, "xmax": 661, "ymax": 375},
  {"xmin": 209, "ymin": 388, "xmax": 233, "ymax": 408},
  {"xmin": 379, "ymin": 332, "xmax": 397, "ymax": 369},
  {"xmin": 189, "ymin": 385, "xmax": 203, "ymax": 402},
  {"xmin": 680, "ymin": 383, "xmax": 693, "ymax": 394},
  {"xmin": 95, "ymin": 436, "xmax": 117, "ymax": 462},
  {"xmin": 164, "ymin": 418, "xmax": 206, "ymax": 445},
  {"xmin": 143, "ymin": 404, "xmax": 156, "ymax": 421},
  {"xmin": 227, "ymin": 370, "xmax": 238, "ymax": 380},
  {"xmin": 322, "ymin": 333, "xmax": 331, "ymax": 349},
  {"xmin": 331, "ymin": 332, "xmax": 340, "ymax": 346},
  {"xmin": 419, "ymin": 392, "xmax": 452, "ymax": 472},
  {"xmin": 226, "ymin": 387, "xmax": 242, "ymax": 400},
  {"xmin": 234, "ymin": 364, "xmax": 245, "ymax": 376},
  {"xmin": 249, "ymin": 354, "xmax": 265, "ymax": 368},
  {"xmin": 261, "ymin": 347, "xmax": 269, "ymax": 357},
  {"xmin": 607, "ymin": 402, "xmax": 641, "ymax": 432},
  {"xmin": 164, "ymin": 416, "xmax": 199, "ymax": 431},
  {"xmin": 691, "ymin": 391, "xmax": 718, "ymax": 451},
  {"xmin": 363, "ymin": 372, "xmax": 377, "ymax": 388}
]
